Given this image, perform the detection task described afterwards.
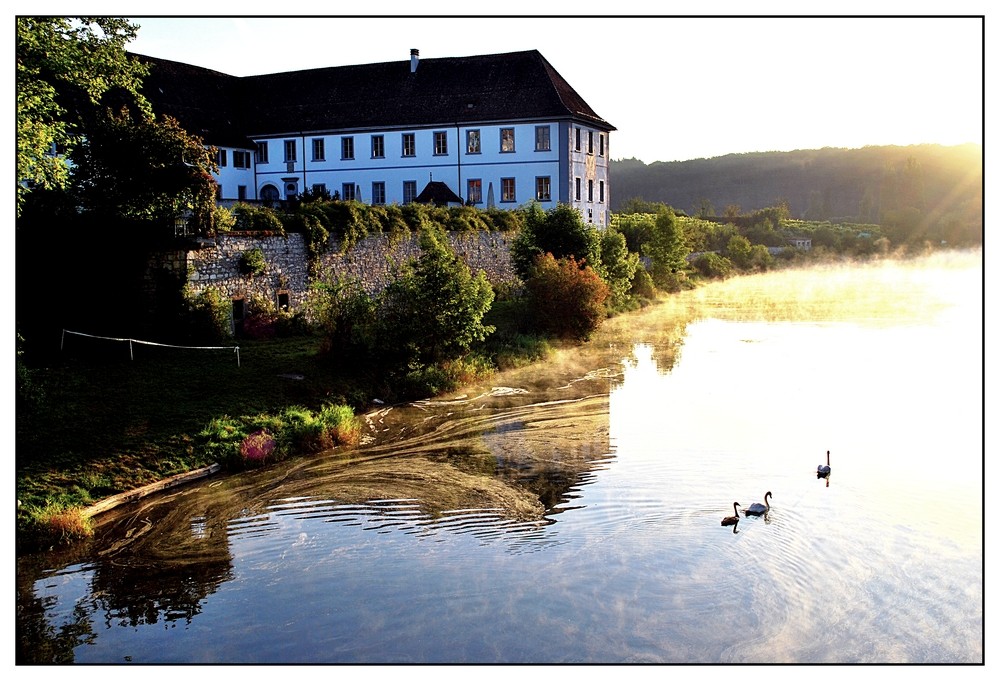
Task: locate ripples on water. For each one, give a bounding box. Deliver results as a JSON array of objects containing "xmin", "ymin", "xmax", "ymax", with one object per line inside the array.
[{"xmin": 16, "ymin": 252, "xmax": 982, "ymax": 663}]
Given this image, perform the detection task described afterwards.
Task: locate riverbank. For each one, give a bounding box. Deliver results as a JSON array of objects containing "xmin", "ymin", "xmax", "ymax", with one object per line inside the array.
[{"xmin": 14, "ymin": 309, "xmax": 562, "ymax": 551}]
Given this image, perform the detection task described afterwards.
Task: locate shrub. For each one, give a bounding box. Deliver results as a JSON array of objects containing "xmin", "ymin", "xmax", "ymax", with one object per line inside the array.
[
  {"xmin": 185, "ymin": 287, "xmax": 233, "ymax": 342},
  {"xmin": 630, "ymin": 266, "xmax": 656, "ymax": 300},
  {"xmin": 231, "ymin": 202, "xmax": 284, "ymax": 233},
  {"xmin": 240, "ymin": 429, "xmax": 276, "ymax": 465},
  {"xmin": 241, "ymin": 311, "xmax": 278, "ymax": 339},
  {"xmin": 691, "ymin": 252, "xmax": 734, "ymax": 279},
  {"xmin": 525, "ymin": 253, "xmax": 610, "ymax": 340},
  {"xmin": 239, "ymin": 247, "xmax": 267, "ymax": 276},
  {"xmin": 213, "ymin": 205, "xmax": 236, "ymax": 233},
  {"xmin": 512, "ymin": 203, "xmax": 600, "ymax": 280}
]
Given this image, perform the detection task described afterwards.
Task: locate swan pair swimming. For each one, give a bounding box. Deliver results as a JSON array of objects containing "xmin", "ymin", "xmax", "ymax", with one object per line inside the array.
[
  {"xmin": 720, "ymin": 491, "xmax": 772, "ymax": 525},
  {"xmin": 722, "ymin": 450, "xmax": 830, "ymax": 525}
]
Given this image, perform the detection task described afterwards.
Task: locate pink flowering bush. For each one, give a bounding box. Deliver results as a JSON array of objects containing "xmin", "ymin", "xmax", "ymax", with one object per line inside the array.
[{"xmin": 240, "ymin": 429, "xmax": 276, "ymax": 465}]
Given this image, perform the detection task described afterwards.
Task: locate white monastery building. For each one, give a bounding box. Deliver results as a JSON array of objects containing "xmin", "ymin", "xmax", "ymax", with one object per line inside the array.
[{"xmin": 137, "ymin": 49, "xmax": 616, "ymax": 226}]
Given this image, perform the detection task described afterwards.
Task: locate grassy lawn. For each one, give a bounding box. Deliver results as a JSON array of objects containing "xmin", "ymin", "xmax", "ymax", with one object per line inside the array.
[{"xmin": 16, "ymin": 335, "xmax": 356, "ymax": 511}]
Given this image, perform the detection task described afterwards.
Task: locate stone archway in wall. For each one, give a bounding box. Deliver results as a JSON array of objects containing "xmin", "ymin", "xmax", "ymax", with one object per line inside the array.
[{"xmin": 260, "ymin": 184, "xmax": 280, "ymax": 203}]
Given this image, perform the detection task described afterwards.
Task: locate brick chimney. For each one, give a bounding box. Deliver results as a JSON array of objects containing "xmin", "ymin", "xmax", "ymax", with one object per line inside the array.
[{"xmin": 410, "ymin": 48, "xmax": 419, "ymax": 73}]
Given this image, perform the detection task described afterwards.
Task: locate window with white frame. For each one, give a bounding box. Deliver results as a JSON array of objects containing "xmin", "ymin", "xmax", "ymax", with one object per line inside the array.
[
  {"xmin": 234, "ymin": 150, "xmax": 251, "ymax": 168},
  {"xmin": 217, "ymin": 149, "xmax": 227, "ymax": 167},
  {"xmin": 403, "ymin": 180, "xmax": 417, "ymax": 203},
  {"xmin": 501, "ymin": 177, "xmax": 515, "ymax": 202},
  {"xmin": 535, "ymin": 176, "xmax": 551, "ymax": 201},
  {"xmin": 256, "ymin": 141, "xmax": 269, "ymax": 164},
  {"xmin": 372, "ymin": 181, "xmax": 386, "ymax": 205},
  {"xmin": 341, "ymin": 137, "xmax": 354, "ymax": 160},
  {"xmin": 466, "ymin": 129, "xmax": 480, "ymax": 154},
  {"xmin": 500, "ymin": 128, "xmax": 515, "ymax": 153},
  {"xmin": 402, "ymin": 133, "xmax": 415, "ymax": 157},
  {"xmin": 535, "ymin": 126, "xmax": 551, "ymax": 151},
  {"xmin": 467, "ymin": 179, "xmax": 482, "ymax": 204},
  {"xmin": 312, "ymin": 138, "xmax": 325, "ymax": 161},
  {"xmin": 434, "ymin": 131, "xmax": 448, "ymax": 155},
  {"xmin": 284, "ymin": 140, "xmax": 296, "ymax": 163},
  {"xmin": 342, "ymin": 183, "xmax": 356, "ymax": 201},
  {"xmin": 372, "ymin": 135, "xmax": 385, "ymax": 158}
]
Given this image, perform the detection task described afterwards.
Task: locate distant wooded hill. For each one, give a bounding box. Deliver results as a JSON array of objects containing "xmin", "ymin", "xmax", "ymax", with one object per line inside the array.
[{"xmin": 610, "ymin": 144, "xmax": 982, "ymax": 243}]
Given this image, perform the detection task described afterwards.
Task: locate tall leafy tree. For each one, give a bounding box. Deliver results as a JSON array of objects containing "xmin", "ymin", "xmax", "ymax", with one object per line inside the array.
[
  {"xmin": 70, "ymin": 107, "xmax": 218, "ymax": 232},
  {"xmin": 642, "ymin": 210, "xmax": 690, "ymax": 283},
  {"xmin": 16, "ymin": 17, "xmax": 148, "ymax": 214},
  {"xmin": 375, "ymin": 225, "xmax": 495, "ymax": 368}
]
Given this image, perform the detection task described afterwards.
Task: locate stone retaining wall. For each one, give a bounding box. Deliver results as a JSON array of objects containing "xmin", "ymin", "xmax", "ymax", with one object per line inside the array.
[{"xmin": 158, "ymin": 230, "xmax": 519, "ymax": 316}]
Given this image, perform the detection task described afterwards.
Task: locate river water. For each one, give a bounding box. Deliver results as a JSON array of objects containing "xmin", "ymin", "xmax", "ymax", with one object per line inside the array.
[{"xmin": 15, "ymin": 251, "xmax": 983, "ymax": 664}]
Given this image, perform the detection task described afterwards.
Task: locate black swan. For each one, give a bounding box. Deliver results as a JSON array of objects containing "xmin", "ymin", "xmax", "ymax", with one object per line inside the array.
[
  {"xmin": 817, "ymin": 450, "xmax": 831, "ymax": 478},
  {"xmin": 745, "ymin": 491, "xmax": 772, "ymax": 516},
  {"xmin": 721, "ymin": 502, "xmax": 741, "ymax": 526}
]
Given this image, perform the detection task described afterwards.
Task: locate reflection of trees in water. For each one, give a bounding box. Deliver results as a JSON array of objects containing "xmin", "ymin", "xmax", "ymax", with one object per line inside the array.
[
  {"xmin": 16, "ymin": 546, "xmax": 98, "ymax": 663},
  {"xmin": 89, "ymin": 501, "xmax": 235, "ymax": 629},
  {"xmin": 17, "ymin": 498, "xmax": 237, "ymax": 662}
]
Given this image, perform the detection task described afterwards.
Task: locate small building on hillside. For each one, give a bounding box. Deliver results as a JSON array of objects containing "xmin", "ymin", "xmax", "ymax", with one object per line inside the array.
[{"xmin": 136, "ymin": 48, "xmax": 616, "ymax": 226}]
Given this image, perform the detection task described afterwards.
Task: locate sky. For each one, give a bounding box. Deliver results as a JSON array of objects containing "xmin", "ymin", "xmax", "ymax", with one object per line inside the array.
[{"xmin": 116, "ymin": 7, "xmax": 987, "ymax": 165}]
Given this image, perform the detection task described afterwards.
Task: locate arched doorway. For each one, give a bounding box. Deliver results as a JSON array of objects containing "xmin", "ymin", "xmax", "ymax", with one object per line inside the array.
[{"xmin": 260, "ymin": 184, "xmax": 280, "ymax": 203}]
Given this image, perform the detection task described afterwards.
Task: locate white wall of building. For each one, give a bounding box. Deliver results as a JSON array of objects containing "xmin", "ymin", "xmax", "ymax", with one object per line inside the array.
[{"xmin": 210, "ymin": 119, "xmax": 611, "ymax": 226}]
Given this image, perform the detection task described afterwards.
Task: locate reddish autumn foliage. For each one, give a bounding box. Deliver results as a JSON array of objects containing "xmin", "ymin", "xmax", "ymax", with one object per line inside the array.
[{"xmin": 525, "ymin": 253, "xmax": 610, "ymax": 340}]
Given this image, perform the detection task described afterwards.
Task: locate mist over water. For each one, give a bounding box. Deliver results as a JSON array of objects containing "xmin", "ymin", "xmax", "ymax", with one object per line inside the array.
[{"xmin": 16, "ymin": 251, "xmax": 982, "ymax": 663}]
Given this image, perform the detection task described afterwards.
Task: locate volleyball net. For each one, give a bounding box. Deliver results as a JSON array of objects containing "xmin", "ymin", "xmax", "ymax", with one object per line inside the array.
[{"xmin": 61, "ymin": 329, "xmax": 241, "ymax": 366}]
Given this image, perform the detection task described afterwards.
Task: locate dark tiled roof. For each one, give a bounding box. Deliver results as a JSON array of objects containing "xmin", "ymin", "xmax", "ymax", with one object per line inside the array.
[
  {"xmin": 137, "ymin": 55, "xmax": 253, "ymax": 148},
  {"xmin": 133, "ymin": 50, "xmax": 614, "ymax": 148},
  {"xmin": 415, "ymin": 181, "xmax": 464, "ymax": 206}
]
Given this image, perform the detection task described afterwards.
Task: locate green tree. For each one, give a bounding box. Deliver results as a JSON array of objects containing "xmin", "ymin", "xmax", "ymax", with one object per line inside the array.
[
  {"xmin": 375, "ymin": 225, "xmax": 495, "ymax": 368},
  {"xmin": 610, "ymin": 212, "xmax": 655, "ymax": 253},
  {"xmin": 16, "ymin": 17, "xmax": 148, "ymax": 214},
  {"xmin": 725, "ymin": 234, "xmax": 754, "ymax": 270},
  {"xmin": 642, "ymin": 210, "xmax": 690, "ymax": 284},
  {"xmin": 596, "ymin": 226, "xmax": 640, "ymax": 309},
  {"xmin": 69, "ymin": 108, "xmax": 219, "ymax": 232}
]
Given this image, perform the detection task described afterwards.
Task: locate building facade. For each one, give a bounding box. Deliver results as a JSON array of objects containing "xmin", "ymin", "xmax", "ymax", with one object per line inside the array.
[{"xmin": 139, "ymin": 49, "xmax": 616, "ymax": 226}]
